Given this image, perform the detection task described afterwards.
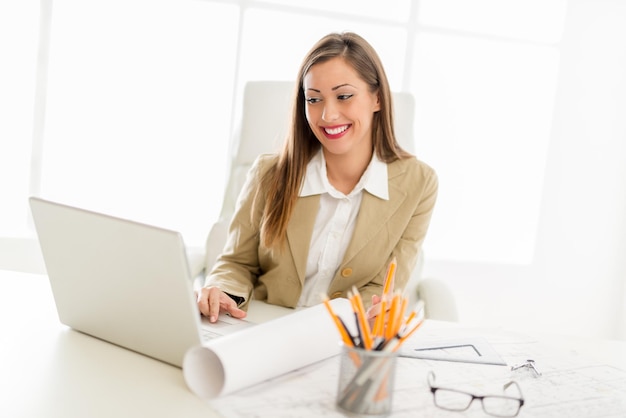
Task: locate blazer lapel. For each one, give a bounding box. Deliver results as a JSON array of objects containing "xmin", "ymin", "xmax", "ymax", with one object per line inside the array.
[
  {"xmin": 342, "ymin": 162, "xmax": 407, "ymax": 263},
  {"xmin": 286, "ymin": 194, "xmax": 320, "ymax": 283}
]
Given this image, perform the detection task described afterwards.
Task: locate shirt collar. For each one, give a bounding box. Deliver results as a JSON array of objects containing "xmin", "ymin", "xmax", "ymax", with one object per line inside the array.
[{"xmin": 300, "ymin": 149, "xmax": 389, "ymax": 200}]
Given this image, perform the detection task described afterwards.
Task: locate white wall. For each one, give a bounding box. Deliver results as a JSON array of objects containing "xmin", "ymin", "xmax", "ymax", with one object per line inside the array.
[
  {"xmin": 0, "ymin": 238, "xmax": 45, "ymax": 275},
  {"xmin": 423, "ymin": 0, "xmax": 626, "ymax": 340}
]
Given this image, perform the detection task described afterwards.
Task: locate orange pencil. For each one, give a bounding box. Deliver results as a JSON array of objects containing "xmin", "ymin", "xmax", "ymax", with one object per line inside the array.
[
  {"xmin": 391, "ymin": 293, "xmax": 406, "ymax": 337},
  {"xmin": 384, "ymin": 293, "xmax": 399, "ymax": 340},
  {"xmin": 393, "ymin": 295, "xmax": 408, "ymax": 336},
  {"xmin": 382, "ymin": 257, "xmax": 397, "ymax": 297},
  {"xmin": 396, "ymin": 318, "xmax": 425, "ymax": 347},
  {"xmin": 372, "ymin": 298, "xmax": 386, "ymax": 339},
  {"xmin": 351, "ymin": 288, "xmax": 374, "ymax": 350},
  {"xmin": 403, "ymin": 310, "xmax": 417, "ymax": 331},
  {"xmin": 322, "ymin": 296, "xmax": 354, "ymax": 347},
  {"xmin": 406, "ymin": 300, "xmax": 425, "ymax": 326}
]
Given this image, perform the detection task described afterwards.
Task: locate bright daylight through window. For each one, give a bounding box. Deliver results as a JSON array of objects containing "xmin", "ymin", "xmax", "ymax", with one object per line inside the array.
[{"xmin": 4, "ymin": 0, "xmax": 565, "ymax": 268}]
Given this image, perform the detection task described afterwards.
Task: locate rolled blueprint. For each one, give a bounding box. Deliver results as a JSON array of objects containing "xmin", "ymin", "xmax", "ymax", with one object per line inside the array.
[{"xmin": 183, "ymin": 297, "xmax": 353, "ymax": 399}]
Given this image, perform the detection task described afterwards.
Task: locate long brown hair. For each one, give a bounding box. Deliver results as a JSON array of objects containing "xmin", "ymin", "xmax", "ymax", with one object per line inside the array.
[{"xmin": 258, "ymin": 32, "xmax": 411, "ymax": 250}]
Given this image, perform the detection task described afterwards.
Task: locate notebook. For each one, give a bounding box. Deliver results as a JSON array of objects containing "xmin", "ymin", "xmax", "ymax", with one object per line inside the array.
[{"xmin": 29, "ymin": 196, "xmax": 253, "ymax": 368}]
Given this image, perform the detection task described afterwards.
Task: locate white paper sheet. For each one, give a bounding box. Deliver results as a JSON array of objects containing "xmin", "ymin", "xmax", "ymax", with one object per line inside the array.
[
  {"xmin": 182, "ymin": 297, "xmax": 353, "ymax": 399},
  {"xmin": 400, "ymin": 336, "xmax": 507, "ymax": 365},
  {"xmin": 204, "ymin": 322, "xmax": 626, "ymax": 418}
]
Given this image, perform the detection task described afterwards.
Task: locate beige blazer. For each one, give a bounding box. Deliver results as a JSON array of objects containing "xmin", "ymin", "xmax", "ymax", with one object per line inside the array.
[{"xmin": 205, "ymin": 153, "xmax": 438, "ymax": 310}]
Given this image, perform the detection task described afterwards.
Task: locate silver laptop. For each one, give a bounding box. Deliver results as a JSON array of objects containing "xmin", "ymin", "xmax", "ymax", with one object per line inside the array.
[{"xmin": 29, "ymin": 196, "xmax": 252, "ymax": 368}]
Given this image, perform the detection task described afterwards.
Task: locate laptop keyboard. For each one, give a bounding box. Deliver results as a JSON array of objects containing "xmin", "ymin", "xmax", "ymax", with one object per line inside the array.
[
  {"xmin": 200, "ymin": 327, "xmax": 222, "ymax": 341},
  {"xmin": 199, "ymin": 314, "xmax": 255, "ymax": 342}
]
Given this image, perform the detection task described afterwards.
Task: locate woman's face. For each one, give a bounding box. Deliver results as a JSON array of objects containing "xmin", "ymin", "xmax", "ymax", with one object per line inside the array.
[{"xmin": 303, "ymin": 57, "xmax": 380, "ymax": 158}]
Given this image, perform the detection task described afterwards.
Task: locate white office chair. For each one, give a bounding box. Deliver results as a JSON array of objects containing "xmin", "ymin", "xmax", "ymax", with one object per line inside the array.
[{"xmin": 193, "ymin": 81, "xmax": 458, "ymax": 321}]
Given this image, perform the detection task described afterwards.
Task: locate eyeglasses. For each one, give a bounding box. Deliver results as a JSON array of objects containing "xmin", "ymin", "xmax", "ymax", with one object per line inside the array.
[{"xmin": 427, "ymin": 371, "xmax": 525, "ymax": 417}]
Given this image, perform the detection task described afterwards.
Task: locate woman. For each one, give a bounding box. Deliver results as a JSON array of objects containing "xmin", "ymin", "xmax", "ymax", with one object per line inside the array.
[{"xmin": 197, "ymin": 32, "xmax": 438, "ymax": 323}]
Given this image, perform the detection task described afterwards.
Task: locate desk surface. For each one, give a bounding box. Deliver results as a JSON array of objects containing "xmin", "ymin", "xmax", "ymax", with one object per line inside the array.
[{"xmin": 1, "ymin": 270, "xmax": 625, "ymax": 418}]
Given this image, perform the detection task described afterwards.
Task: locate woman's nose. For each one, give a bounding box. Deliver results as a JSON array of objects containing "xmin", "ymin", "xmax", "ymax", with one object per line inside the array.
[{"xmin": 322, "ymin": 101, "xmax": 339, "ymax": 122}]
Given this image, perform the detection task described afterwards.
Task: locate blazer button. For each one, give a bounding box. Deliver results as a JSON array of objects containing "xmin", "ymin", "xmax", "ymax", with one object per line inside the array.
[
  {"xmin": 330, "ymin": 291, "xmax": 343, "ymax": 299},
  {"xmin": 341, "ymin": 268, "xmax": 353, "ymax": 277}
]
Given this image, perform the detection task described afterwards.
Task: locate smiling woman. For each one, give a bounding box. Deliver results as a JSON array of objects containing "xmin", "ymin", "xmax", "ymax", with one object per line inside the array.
[{"xmin": 197, "ymin": 32, "xmax": 438, "ymax": 322}]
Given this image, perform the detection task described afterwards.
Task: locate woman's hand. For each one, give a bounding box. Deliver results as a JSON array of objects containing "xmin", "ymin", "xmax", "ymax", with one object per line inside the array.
[
  {"xmin": 366, "ymin": 294, "xmax": 384, "ymax": 321},
  {"xmin": 365, "ymin": 294, "xmax": 389, "ymax": 330},
  {"xmin": 196, "ymin": 286, "xmax": 247, "ymax": 323}
]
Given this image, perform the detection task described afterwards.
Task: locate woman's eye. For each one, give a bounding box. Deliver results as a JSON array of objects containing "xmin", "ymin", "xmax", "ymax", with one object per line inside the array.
[
  {"xmin": 305, "ymin": 97, "xmax": 321, "ymax": 104},
  {"xmin": 338, "ymin": 94, "xmax": 353, "ymax": 100}
]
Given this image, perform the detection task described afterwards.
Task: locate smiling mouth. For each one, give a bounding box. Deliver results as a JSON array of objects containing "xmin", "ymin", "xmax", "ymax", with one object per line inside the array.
[{"xmin": 323, "ymin": 124, "xmax": 350, "ymax": 138}]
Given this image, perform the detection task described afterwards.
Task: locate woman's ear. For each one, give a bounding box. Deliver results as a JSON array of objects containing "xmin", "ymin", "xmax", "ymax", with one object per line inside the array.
[{"xmin": 373, "ymin": 91, "xmax": 381, "ymax": 112}]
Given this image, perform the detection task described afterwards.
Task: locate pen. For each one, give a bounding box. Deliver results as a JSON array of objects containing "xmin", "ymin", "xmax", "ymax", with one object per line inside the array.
[{"xmin": 353, "ymin": 311, "xmax": 364, "ymax": 348}]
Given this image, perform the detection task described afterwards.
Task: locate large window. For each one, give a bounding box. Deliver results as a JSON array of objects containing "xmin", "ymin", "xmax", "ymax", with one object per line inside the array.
[
  {"xmin": 0, "ymin": 0, "xmax": 40, "ymax": 237},
  {"xmin": 39, "ymin": 0, "xmax": 240, "ymax": 246},
  {"xmin": 413, "ymin": 0, "xmax": 566, "ymax": 264},
  {"xmin": 5, "ymin": 0, "xmax": 565, "ymax": 264}
]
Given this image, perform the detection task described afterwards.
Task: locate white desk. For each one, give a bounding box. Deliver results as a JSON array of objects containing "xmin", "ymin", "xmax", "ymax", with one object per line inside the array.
[{"xmin": 1, "ymin": 270, "xmax": 625, "ymax": 418}]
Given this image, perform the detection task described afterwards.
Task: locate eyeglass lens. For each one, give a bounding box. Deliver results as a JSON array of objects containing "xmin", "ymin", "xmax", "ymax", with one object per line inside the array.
[
  {"xmin": 434, "ymin": 389, "xmax": 521, "ymax": 417},
  {"xmin": 481, "ymin": 395, "xmax": 522, "ymax": 417}
]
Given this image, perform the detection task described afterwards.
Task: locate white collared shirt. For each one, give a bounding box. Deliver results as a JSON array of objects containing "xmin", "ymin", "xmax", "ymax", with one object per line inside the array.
[{"xmin": 297, "ymin": 150, "xmax": 389, "ymax": 307}]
